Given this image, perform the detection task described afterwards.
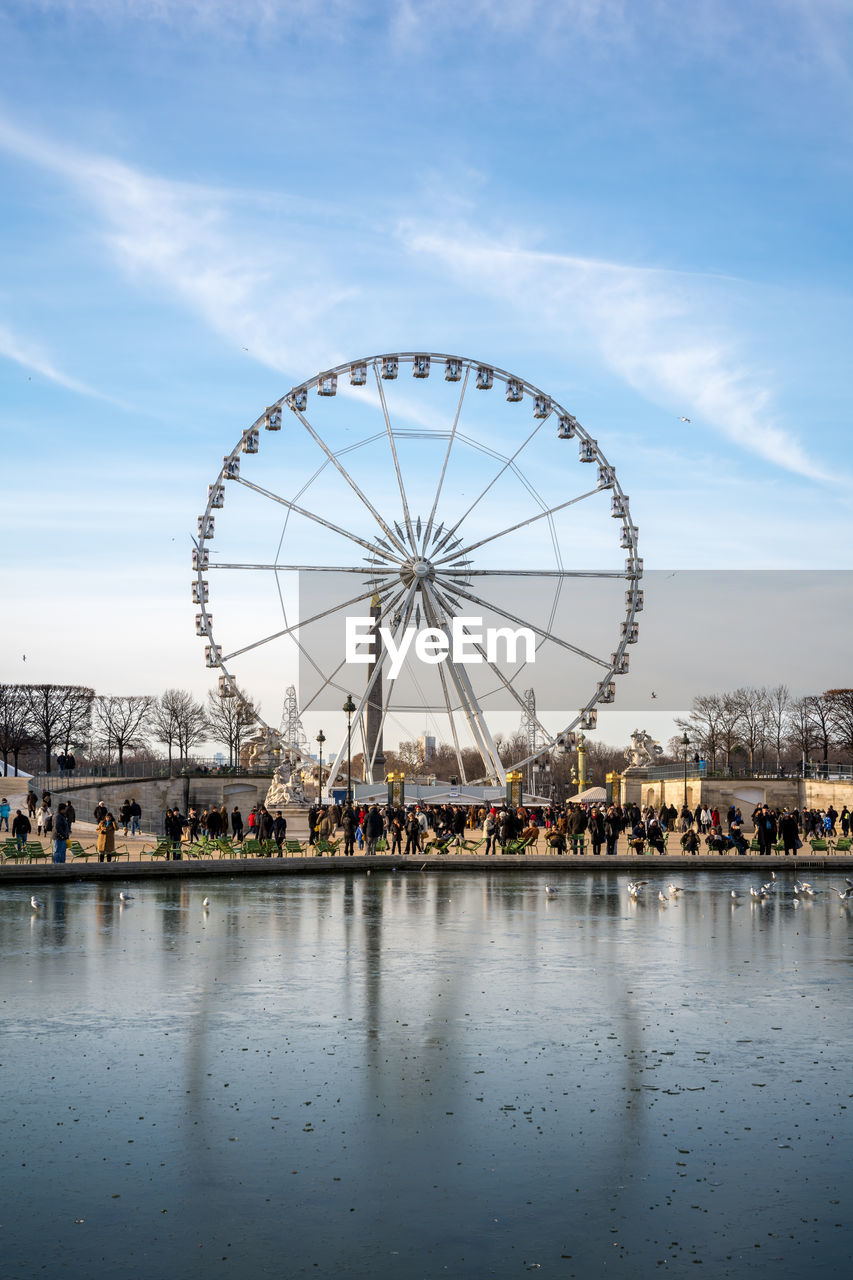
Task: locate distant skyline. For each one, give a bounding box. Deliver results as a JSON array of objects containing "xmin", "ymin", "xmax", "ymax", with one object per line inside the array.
[{"xmin": 1, "ymin": 1, "xmax": 850, "ymax": 751}]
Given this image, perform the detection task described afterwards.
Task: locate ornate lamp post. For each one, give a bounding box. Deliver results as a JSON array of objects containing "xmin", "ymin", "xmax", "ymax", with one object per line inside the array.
[
  {"xmin": 681, "ymin": 731, "xmax": 690, "ymax": 806},
  {"xmin": 316, "ymin": 729, "xmax": 326, "ymax": 803},
  {"xmin": 343, "ymin": 694, "xmax": 356, "ymax": 806}
]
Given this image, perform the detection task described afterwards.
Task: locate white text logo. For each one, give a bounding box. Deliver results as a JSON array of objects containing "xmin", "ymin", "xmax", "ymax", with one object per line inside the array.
[{"xmin": 345, "ymin": 615, "xmax": 536, "ymax": 680}]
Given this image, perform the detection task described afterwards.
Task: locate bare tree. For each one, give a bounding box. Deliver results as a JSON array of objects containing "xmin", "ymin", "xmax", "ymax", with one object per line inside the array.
[
  {"xmin": 787, "ymin": 696, "xmax": 818, "ymax": 761},
  {"xmin": 807, "ymin": 694, "xmax": 833, "ymax": 763},
  {"xmin": 676, "ymin": 693, "xmax": 724, "ymax": 768},
  {"xmin": 824, "ymin": 689, "xmax": 853, "ymax": 757},
  {"xmin": 0, "ymin": 685, "xmax": 35, "ymax": 776},
  {"xmin": 717, "ymin": 692, "xmax": 744, "ymax": 766},
  {"xmin": 24, "ymin": 684, "xmax": 95, "ymax": 771},
  {"xmin": 764, "ymin": 684, "xmax": 790, "ymax": 769},
  {"xmin": 151, "ymin": 689, "xmax": 208, "ymax": 768},
  {"xmin": 205, "ymin": 687, "xmax": 260, "ymax": 767},
  {"xmin": 732, "ymin": 686, "xmax": 769, "ymax": 769},
  {"xmin": 93, "ymin": 695, "xmax": 155, "ymax": 766}
]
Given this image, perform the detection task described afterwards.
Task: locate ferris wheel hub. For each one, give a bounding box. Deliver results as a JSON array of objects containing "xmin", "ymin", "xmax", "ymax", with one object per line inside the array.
[{"xmin": 400, "ymin": 555, "xmax": 436, "ymax": 587}]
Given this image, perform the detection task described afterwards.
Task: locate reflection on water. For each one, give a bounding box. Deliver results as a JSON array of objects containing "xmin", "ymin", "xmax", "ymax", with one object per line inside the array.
[{"xmin": 2, "ymin": 871, "xmax": 851, "ymax": 1278}]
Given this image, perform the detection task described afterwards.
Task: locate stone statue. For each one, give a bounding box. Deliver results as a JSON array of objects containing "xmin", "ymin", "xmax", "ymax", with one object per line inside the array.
[
  {"xmin": 265, "ymin": 748, "xmax": 309, "ymax": 809},
  {"xmin": 624, "ymin": 728, "xmax": 664, "ymax": 769},
  {"xmin": 246, "ymin": 726, "xmax": 280, "ymax": 772}
]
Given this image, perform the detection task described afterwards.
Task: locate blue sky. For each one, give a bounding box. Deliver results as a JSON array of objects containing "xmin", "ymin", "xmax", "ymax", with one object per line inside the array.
[{"xmin": 0, "ymin": 0, "xmax": 850, "ymax": 750}]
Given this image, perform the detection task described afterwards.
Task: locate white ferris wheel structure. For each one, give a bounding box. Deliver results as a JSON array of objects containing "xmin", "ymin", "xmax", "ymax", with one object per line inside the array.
[{"xmin": 192, "ymin": 352, "xmax": 642, "ymax": 788}]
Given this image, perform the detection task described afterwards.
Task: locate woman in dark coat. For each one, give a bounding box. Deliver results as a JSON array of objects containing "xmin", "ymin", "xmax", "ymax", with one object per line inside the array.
[{"xmin": 587, "ymin": 806, "xmax": 605, "ymax": 855}]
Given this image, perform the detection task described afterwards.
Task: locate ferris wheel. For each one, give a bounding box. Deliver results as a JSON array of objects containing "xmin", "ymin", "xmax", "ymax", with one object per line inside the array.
[{"xmin": 192, "ymin": 352, "xmax": 641, "ymax": 786}]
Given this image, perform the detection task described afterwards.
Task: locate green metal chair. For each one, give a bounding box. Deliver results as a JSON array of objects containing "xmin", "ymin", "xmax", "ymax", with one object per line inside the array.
[
  {"xmin": 146, "ymin": 842, "xmax": 173, "ymax": 860},
  {"xmin": 27, "ymin": 842, "xmax": 50, "ymax": 862},
  {"xmin": 3, "ymin": 839, "xmax": 29, "ymax": 863}
]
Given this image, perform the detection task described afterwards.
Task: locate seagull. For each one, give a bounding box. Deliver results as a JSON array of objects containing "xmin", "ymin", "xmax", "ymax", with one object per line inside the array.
[
  {"xmin": 545, "ymin": 885, "xmax": 558, "ymax": 896},
  {"xmin": 730, "ymin": 889, "xmax": 741, "ymax": 900},
  {"xmin": 202, "ymin": 897, "xmax": 211, "ymax": 910},
  {"xmin": 679, "ymin": 416, "xmax": 691, "ymax": 423},
  {"xmin": 627, "ymin": 880, "xmax": 647, "ymax": 896},
  {"xmin": 829, "ymin": 885, "xmax": 853, "ymax": 901},
  {"xmin": 119, "ymin": 891, "xmax": 134, "ymax": 902},
  {"xmin": 749, "ymin": 886, "xmax": 765, "ymax": 899},
  {"xmin": 668, "ymin": 884, "xmax": 683, "ymax": 896},
  {"xmin": 658, "ymin": 890, "xmax": 669, "ymax": 902},
  {"xmin": 651, "ymin": 691, "xmax": 657, "ymax": 699},
  {"xmin": 30, "ymin": 895, "xmax": 43, "ymax": 910}
]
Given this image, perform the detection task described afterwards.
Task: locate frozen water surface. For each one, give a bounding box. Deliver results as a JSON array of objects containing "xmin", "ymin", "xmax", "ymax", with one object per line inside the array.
[{"xmin": 1, "ymin": 870, "xmax": 851, "ymax": 1278}]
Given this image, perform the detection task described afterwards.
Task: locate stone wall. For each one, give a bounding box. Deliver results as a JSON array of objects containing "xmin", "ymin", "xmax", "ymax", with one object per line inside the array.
[
  {"xmin": 51, "ymin": 775, "xmax": 275, "ymax": 832},
  {"xmin": 620, "ymin": 773, "xmax": 852, "ymax": 827}
]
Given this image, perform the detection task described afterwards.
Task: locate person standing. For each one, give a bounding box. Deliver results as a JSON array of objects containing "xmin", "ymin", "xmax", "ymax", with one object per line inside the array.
[
  {"xmin": 587, "ymin": 805, "xmax": 605, "ymax": 856},
  {"xmin": 65, "ymin": 800, "xmax": 76, "ymax": 833},
  {"xmin": 364, "ymin": 804, "xmax": 383, "ymax": 856},
  {"xmin": 35, "ymin": 800, "xmax": 50, "ymax": 836},
  {"xmin": 272, "ymin": 811, "xmax": 287, "ymax": 856},
  {"xmin": 405, "ymin": 810, "xmax": 421, "ymax": 855},
  {"xmin": 779, "ymin": 810, "xmax": 799, "ymax": 857},
  {"xmin": 129, "ymin": 798, "xmax": 142, "ymax": 836},
  {"xmin": 0, "ymin": 797, "xmax": 10, "ymax": 831},
  {"xmin": 53, "ymin": 803, "xmax": 70, "ymax": 863},
  {"xmin": 231, "ymin": 806, "xmax": 244, "ymax": 841},
  {"xmin": 341, "ymin": 806, "xmax": 356, "ymax": 856},
  {"xmin": 119, "ymin": 799, "xmax": 132, "ymax": 836},
  {"xmin": 97, "ymin": 811, "xmax": 117, "ymax": 862},
  {"xmin": 12, "ymin": 809, "xmax": 31, "ymax": 853},
  {"xmin": 604, "ymin": 805, "xmax": 620, "ymax": 856},
  {"xmin": 757, "ymin": 805, "xmax": 777, "ymax": 855}
]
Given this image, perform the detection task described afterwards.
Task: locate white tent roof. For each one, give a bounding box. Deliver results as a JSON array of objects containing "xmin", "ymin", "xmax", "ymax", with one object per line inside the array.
[{"xmin": 572, "ymin": 785, "xmax": 606, "ymax": 803}]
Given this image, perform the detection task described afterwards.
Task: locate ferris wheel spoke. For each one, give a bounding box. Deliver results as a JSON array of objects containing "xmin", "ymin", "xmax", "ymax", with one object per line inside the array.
[
  {"xmin": 432, "ymin": 417, "xmax": 549, "ymax": 557},
  {"xmin": 430, "ymin": 581, "xmax": 552, "ymax": 740},
  {"xmin": 234, "ymin": 476, "xmax": 402, "ymax": 563},
  {"xmin": 421, "ymin": 586, "xmax": 469, "ymax": 783},
  {"xmin": 444, "ymin": 581, "xmax": 612, "ymax": 669},
  {"xmin": 432, "ymin": 487, "xmax": 601, "ymax": 567},
  {"xmin": 324, "ymin": 580, "xmax": 419, "ymax": 789},
  {"xmin": 440, "ymin": 568, "xmax": 627, "ymax": 578},
  {"xmin": 292, "ymin": 405, "xmax": 409, "ymax": 557},
  {"xmin": 421, "ymin": 579, "xmax": 505, "ymax": 783},
  {"xmin": 374, "ymin": 365, "xmax": 417, "ymax": 550},
  {"xmin": 423, "ymin": 365, "xmax": 470, "ymax": 551},
  {"xmin": 221, "ymin": 583, "xmax": 385, "ymax": 664},
  {"xmin": 209, "ymin": 562, "xmax": 398, "ymax": 573}
]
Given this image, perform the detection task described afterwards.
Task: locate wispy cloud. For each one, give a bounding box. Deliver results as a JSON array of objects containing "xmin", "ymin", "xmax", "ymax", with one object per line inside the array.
[
  {"xmin": 0, "ymin": 116, "xmax": 356, "ymax": 379},
  {"xmin": 0, "ymin": 320, "xmax": 123, "ymax": 403},
  {"xmin": 400, "ymin": 225, "xmax": 838, "ymax": 485}
]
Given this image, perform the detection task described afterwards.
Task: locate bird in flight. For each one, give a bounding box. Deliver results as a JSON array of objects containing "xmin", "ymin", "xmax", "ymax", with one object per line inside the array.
[
  {"xmin": 651, "ymin": 691, "xmax": 657, "ymax": 699},
  {"xmin": 679, "ymin": 416, "xmax": 691, "ymax": 423}
]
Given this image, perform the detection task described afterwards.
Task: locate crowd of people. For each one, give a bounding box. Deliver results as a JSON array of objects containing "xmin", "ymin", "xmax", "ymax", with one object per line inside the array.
[{"xmin": 7, "ymin": 786, "xmax": 849, "ymax": 865}]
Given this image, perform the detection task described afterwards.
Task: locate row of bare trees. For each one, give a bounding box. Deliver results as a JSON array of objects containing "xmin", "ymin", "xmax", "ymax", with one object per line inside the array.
[
  {"xmin": 0, "ymin": 684, "xmax": 261, "ymax": 776},
  {"xmin": 672, "ymin": 686, "xmax": 853, "ymax": 770}
]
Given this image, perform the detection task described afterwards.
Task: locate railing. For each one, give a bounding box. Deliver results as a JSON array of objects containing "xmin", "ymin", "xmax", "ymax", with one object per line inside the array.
[
  {"xmin": 625, "ymin": 763, "xmax": 853, "ymax": 782},
  {"xmin": 31, "ymin": 759, "xmax": 274, "ymax": 790}
]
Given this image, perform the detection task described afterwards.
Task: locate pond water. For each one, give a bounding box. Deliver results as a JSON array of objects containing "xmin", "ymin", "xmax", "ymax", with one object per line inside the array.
[{"xmin": 2, "ymin": 870, "xmax": 851, "ymax": 1279}]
